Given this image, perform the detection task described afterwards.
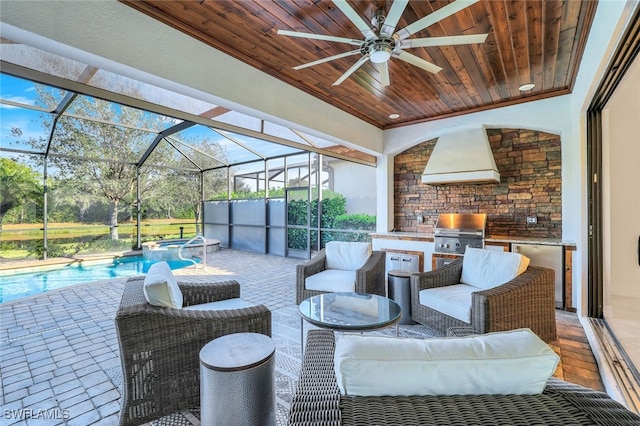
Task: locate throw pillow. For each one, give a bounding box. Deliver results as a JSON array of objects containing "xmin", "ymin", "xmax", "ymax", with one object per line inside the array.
[
  {"xmin": 460, "ymin": 247, "xmax": 530, "ymax": 290},
  {"xmin": 333, "ymin": 328, "xmax": 559, "ymax": 396},
  {"xmin": 143, "ymin": 261, "xmax": 183, "ymax": 308}
]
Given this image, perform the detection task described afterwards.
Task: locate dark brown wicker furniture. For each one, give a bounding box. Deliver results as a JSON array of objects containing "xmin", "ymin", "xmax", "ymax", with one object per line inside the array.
[
  {"xmin": 410, "ymin": 258, "xmax": 558, "ymax": 342},
  {"xmin": 296, "ymin": 249, "xmax": 386, "ymax": 304},
  {"xmin": 289, "ymin": 330, "xmax": 640, "ymax": 426},
  {"xmin": 115, "ymin": 276, "xmax": 271, "ymax": 426}
]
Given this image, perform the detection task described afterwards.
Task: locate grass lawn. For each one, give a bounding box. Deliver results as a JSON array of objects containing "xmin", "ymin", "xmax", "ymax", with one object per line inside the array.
[{"xmin": 1, "ymin": 219, "xmax": 197, "ymax": 260}]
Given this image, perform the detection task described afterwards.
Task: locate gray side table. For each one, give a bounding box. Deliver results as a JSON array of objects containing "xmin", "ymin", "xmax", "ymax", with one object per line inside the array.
[
  {"xmin": 199, "ymin": 332, "xmax": 276, "ymax": 426},
  {"xmin": 388, "ymin": 269, "xmax": 416, "ymax": 325}
]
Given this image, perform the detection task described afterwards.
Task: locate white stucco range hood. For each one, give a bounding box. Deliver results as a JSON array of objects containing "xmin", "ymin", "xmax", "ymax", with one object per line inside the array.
[{"xmin": 421, "ymin": 127, "xmax": 500, "ymax": 185}]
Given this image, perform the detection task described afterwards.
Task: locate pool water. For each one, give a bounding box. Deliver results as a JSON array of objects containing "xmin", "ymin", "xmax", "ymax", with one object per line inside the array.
[{"xmin": 0, "ymin": 256, "xmax": 197, "ymax": 303}]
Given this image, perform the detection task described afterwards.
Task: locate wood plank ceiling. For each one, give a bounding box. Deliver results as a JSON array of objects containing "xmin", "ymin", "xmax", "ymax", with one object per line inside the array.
[{"xmin": 121, "ymin": 0, "xmax": 597, "ymax": 130}]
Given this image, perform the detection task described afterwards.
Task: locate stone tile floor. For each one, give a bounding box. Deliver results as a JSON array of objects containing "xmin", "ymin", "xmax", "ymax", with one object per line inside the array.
[{"xmin": 0, "ymin": 248, "xmax": 604, "ymax": 425}]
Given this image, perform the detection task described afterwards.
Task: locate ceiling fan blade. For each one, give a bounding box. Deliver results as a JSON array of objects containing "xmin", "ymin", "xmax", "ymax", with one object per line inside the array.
[
  {"xmin": 333, "ymin": 55, "xmax": 369, "ymax": 86},
  {"xmin": 402, "ymin": 33, "xmax": 489, "ymax": 48},
  {"xmin": 395, "ymin": 51, "xmax": 442, "ymax": 74},
  {"xmin": 396, "ymin": 0, "xmax": 480, "ymax": 41},
  {"xmin": 332, "ymin": 0, "xmax": 376, "ymax": 40},
  {"xmin": 293, "ymin": 49, "xmax": 361, "ymax": 70},
  {"xmin": 277, "ymin": 30, "xmax": 362, "ymax": 46},
  {"xmin": 380, "ymin": 0, "xmax": 409, "ymax": 36},
  {"xmin": 377, "ymin": 62, "xmax": 390, "ymax": 87}
]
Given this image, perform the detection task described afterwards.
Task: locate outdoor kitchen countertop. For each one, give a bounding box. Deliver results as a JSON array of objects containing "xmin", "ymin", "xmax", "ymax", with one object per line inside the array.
[
  {"xmin": 370, "ymin": 232, "xmax": 434, "ymax": 241},
  {"xmin": 371, "ymin": 232, "xmax": 576, "ymax": 249},
  {"xmin": 486, "ymin": 236, "xmax": 577, "ymax": 248}
]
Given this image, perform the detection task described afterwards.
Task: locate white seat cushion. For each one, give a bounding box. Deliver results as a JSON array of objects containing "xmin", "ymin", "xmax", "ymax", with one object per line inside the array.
[
  {"xmin": 333, "ymin": 328, "xmax": 560, "ymax": 397},
  {"xmin": 419, "ymin": 284, "xmax": 475, "ymax": 323},
  {"xmin": 305, "ymin": 269, "xmax": 356, "ymax": 292},
  {"xmin": 183, "ymin": 298, "xmax": 255, "ymax": 311},
  {"xmin": 143, "ymin": 261, "xmax": 183, "ymax": 308},
  {"xmin": 460, "ymin": 247, "xmax": 530, "ymax": 290},
  {"xmin": 325, "ymin": 241, "xmax": 371, "ymax": 271}
]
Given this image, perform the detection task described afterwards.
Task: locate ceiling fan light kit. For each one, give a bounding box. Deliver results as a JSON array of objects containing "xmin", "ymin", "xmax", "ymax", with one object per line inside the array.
[
  {"xmin": 367, "ymin": 41, "xmax": 394, "ymax": 63},
  {"xmin": 278, "ymin": 0, "xmax": 489, "ymax": 87}
]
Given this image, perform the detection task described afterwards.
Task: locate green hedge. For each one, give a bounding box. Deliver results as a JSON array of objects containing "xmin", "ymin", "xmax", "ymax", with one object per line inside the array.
[
  {"xmin": 287, "ymin": 198, "xmax": 375, "ymax": 249},
  {"xmin": 334, "ymin": 213, "xmax": 376, "ymax": 230},
  {"xmin": 287, "ymin": 196, "xmax": 347, "ymax": 249}
]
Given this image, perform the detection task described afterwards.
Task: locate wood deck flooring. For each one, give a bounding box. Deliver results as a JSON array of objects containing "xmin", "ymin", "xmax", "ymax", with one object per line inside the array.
[{"xmin": 552, "ymin": 309, "xmax": 604, "ymax": 392}]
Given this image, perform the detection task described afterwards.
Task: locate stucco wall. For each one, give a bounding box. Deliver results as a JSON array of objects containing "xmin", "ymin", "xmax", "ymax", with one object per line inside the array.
[{"xmin": 331, "ymin": 160, "xmax": 376, "ymax": 216}]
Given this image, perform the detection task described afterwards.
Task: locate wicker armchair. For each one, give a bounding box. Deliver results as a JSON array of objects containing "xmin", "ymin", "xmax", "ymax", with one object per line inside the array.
[
  {"xmin": 296, "ymin": 247, "xmax": 386, "ymax": 304},
  {"xmin": 115, "ymin": 276, "xmax": 271, "ymax": 426},
  {"xmin": 410, "ymin": 258, "xmax": 557, "ymax": 342}
]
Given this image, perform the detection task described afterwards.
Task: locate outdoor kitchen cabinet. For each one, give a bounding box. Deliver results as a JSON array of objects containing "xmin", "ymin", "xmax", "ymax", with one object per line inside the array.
[
  {"xmin": 484, "ymin": 241, "xmax": 510, "ymax": 251},
  {"xmin": 486, "ymin": 238, "xmax": 576, "ymax": 311},
  {"xmin": 512, "ymin": 243, "xmax": 565, "ymax": 309}
]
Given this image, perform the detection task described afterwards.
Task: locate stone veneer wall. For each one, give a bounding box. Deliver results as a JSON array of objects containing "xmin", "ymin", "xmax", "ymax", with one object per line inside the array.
[{"xmin": 394, "ymin": 128, "xmax": 562, "ymax": 238}]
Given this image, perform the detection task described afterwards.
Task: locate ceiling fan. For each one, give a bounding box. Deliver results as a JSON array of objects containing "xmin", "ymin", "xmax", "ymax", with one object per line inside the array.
[{"xmin": 278, "ymin": 0, "xmax": 488, "ymax": 87}]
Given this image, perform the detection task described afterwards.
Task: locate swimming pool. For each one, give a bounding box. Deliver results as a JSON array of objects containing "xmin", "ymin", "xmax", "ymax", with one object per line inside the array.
[{"xmin": 0, "ymin": 256, "xmax": 197, "ymax": 303}]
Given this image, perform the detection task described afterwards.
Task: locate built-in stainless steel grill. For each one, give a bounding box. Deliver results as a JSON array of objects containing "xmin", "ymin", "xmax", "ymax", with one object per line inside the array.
[{"xmin": 434, "ymin": 213, "xmax": 487, "ymax": 254}]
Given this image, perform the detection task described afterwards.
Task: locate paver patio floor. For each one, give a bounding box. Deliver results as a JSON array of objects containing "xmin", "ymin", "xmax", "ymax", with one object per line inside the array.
[
  {"xmin": 0, "ymin": 248, "xmax": 604, "ymax": 425},
  {"xmin": 0, "ymin": 249, "xmax": 303, "ymax": 425}
]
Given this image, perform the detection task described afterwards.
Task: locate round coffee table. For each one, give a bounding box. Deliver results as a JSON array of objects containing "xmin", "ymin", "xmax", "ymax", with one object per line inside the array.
[{"xmin": 298, "ymin": 292, "xmax": 402, "ymax": 352}]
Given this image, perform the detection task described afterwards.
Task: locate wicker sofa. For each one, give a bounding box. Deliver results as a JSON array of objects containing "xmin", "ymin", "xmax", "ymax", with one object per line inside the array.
[
  {"xmin": 289, "ymin": 330, "xmax": 640, "ymax": 425},
  {"xmin": 410, "ymin": 256, "xmax": 558, "ymax": 342},
  {"xmin": 115, "ymin": 276, "xmax": 271, "ymax": 426}
]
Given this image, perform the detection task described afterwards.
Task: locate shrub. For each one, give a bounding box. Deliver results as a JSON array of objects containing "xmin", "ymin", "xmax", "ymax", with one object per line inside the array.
[{"xmin": 334, "ymin": 213, "xmax": 376, "ymax": 230}]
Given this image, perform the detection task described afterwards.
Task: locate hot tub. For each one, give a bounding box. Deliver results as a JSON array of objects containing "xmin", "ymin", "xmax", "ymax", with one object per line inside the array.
[{"xmin": 142, "ymin": 238, "xmax": 220, "ymax": 262}]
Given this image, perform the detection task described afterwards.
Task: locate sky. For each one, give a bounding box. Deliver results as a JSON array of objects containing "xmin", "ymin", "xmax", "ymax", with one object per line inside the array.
[
  {"xmin": 0, "ymin": 72, "xmax": 307, "ymax": 173},
  {"xmin": 0, "ymin": 73, "xmax": 52, "ymax": 150}
]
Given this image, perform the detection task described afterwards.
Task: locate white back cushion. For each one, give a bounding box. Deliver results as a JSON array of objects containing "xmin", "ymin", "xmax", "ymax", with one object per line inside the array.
[
  {"xmin": 460, "ymin": 247, "xmax": 530, "ymax": 290},
  {"xmin": 334, "ymin": 328, "xmax": 559, "ymax": 397},
  {"xmin": 143, "ymin": 261, "xmax": 183, "ymax": 308},
  {"xmin": 325, "ymin": 241, "xmax": 371, "ymax": 271}
]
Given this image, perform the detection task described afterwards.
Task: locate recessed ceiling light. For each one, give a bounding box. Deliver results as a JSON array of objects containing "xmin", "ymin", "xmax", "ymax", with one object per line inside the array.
[
  {"xmin": 519, "ymin": 83, "xmax": 536, "ymax": 91},
  {"xmin": 389, "ymin": 113, "xmax": 400, "ymax": 119}
]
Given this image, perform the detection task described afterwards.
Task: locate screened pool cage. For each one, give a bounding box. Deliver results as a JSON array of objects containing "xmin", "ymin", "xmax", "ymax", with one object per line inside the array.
[{"xmin": 0, "ymin": 64, "xmax": 377, "ymax": 262}]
